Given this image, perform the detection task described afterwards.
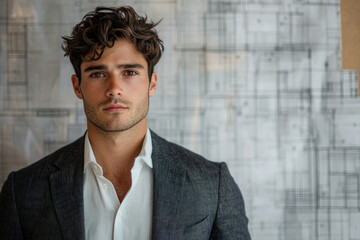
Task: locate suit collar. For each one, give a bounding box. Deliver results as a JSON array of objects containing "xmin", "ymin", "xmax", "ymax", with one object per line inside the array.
[
  {"xmin": 150, "ymin": 130, "xmax": 187, "ymax": 237},
  {"xmin": 49, "ymin": 136, "xmax": 85, "ymax": 240},
  {"xmin": 150, "ymin": 130, "xmax": 186, "ymax": 176}
]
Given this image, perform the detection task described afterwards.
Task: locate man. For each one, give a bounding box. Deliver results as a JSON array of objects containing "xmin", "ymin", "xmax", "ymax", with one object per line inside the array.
[{"xmin": 0, "ymin": 6, "xmax": 251, "ymax": 240}]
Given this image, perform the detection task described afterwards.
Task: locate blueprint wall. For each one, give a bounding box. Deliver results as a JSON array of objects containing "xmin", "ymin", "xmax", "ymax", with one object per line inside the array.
[{"xmin": 0, "ymin": 0, "xmax": 359, "ymax": 239}]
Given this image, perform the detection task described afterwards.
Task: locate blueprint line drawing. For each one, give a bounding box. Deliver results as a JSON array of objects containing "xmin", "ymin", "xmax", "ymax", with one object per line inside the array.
[{"xmin": 1, "ymin": 0, "xmax": 359, "ymax": 239}]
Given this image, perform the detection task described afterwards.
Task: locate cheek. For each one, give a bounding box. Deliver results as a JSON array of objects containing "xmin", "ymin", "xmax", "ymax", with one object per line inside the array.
[
  {"xmin": 128, "ymin": 81, "xmax": 149, "ymax": 94},
  {"xmin": 81, "ymin": 83, "xmax": 102, "ymax": 95}
]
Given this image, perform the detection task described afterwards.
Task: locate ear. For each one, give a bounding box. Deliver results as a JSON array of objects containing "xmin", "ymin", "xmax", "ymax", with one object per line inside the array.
[
  {"xmin": 71, "ymin": 74, "xmax": 83, "ymax": 99},
  {"xmin": 149, "ymin": 72, "xmax": 157, "ymax": 97}
]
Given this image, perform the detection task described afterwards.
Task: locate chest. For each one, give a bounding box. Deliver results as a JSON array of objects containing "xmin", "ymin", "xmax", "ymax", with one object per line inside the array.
[
  {"xmin": 83, "ymin": 167, "xmax": 154, "ymax": 240},
  {"xmin": 106, "ymin": 172, "xmax": 132, "ymax": 203}
]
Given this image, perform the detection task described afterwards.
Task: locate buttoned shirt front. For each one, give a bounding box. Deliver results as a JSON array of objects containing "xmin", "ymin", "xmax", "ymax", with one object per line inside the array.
[{"xmin": 83, "ymin": 129, "xmax": 153, "ymax": 240}]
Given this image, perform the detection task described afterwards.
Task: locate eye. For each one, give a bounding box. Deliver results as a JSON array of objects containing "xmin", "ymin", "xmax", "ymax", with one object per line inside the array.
[
  {"xmin": 90, "ymin": 72, "xmax": 105, "ymax": 78},
  {"xmin": 124, "ymin": 70, "xmax": 137, "ymax": 76}
]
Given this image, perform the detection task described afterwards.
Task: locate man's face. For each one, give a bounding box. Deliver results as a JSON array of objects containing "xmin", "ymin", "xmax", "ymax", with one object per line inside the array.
[{"xmin": 71, "ymin": 39, "xmax": 157, "ymax": 132}]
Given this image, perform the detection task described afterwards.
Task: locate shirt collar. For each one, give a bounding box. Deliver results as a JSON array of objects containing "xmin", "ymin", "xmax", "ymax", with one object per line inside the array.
[
  {"xmin": 137, "ymin": 128, "xmax": 153, "ymax": 168},
  {"xmin": 83, "ymin": 128, "xmax": 153, "ymax": 173}
]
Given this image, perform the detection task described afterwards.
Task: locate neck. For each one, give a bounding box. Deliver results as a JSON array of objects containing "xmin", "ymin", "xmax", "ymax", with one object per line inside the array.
[{"xmin": 87, "ymin": 118, "xmax": 148, "ymax": 175}]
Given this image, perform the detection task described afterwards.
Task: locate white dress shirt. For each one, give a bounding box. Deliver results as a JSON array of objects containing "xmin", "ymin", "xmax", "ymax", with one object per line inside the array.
[{"xmin": 83, "ymin": 129, "xmax": 153, "ymax": 240}]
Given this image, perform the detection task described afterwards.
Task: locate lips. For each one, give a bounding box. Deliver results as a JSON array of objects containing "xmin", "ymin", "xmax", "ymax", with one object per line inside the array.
[{"xmin": 103, "ymin": 104, "xmax": 128, "ymax": 112}]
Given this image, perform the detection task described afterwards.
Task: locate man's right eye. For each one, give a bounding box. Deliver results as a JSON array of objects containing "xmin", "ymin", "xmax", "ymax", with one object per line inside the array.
[{"xmin": 90, "ymin": 72, "xmax": 105, "ymax": 78}]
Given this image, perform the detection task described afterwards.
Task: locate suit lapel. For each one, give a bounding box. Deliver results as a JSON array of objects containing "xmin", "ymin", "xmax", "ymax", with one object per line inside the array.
[
  {"xmin": 49, "ymin": 137, "xmax": 85, "ymax": 240},
  {"xmin": 151, "ymin": 131, "xmax": 187, "ymax": 238}
]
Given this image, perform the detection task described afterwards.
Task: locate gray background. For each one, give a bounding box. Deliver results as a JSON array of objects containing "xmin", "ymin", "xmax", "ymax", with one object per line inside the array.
[{"xmin": 1, "ymin": 0, "xmax": 359, "ymax": 239}]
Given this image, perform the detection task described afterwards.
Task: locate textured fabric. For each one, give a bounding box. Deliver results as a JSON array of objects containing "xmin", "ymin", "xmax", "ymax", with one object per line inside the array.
[
  {"xmin": 0, "ymin": 137, "xmax": 85, "ymax": 240},
  {"xmin": 0, "ymin": 130, "xmax": 251, "ymax": 240},
  {"xmin": 150, "ymin": 132, "xmax": 251, "ymax": 240},
  {"xmin": 83, "ymin": 129, "xmax": 153, "ymax": 240}
]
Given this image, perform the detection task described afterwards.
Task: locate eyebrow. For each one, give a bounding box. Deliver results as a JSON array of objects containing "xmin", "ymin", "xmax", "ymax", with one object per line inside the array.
[{"xmin": 83, "ymin": 64, "xmax": 145, "ymax": 72}]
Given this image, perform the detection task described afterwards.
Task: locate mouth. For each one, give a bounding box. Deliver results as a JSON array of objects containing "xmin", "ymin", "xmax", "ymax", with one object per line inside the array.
[{"xmin": 103, "ymin": 104, "xmax": 128, "ymax": 112}]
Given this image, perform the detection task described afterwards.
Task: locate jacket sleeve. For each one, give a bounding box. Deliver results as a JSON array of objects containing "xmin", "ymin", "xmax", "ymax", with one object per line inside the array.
[
  {"xmin": 210, "ymin": 162, "xmax": 251, "ymax": 240},
  {"xmin": 0, "ymin": 172, "xmax": 23, "ymax": 240}
]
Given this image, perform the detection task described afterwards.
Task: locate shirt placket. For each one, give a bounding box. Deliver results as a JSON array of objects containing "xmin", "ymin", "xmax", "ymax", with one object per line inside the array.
[{"xmin": 113, "ymin": 159, "xmax": 144, "ymax": 239}]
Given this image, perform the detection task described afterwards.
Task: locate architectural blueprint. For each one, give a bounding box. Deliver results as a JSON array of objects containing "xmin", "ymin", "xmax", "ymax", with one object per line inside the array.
[{"xmin": 0, "ymin": 0, "xmax": 359, "ymax": 239}]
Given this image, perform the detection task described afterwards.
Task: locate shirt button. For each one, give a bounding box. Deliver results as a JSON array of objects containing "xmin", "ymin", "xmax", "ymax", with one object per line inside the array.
[
  {"xmin": 93, "ymin": 165, "xmax": 100, "ymax": 175},
  {"xmin": 103, "ymin": 183, "xmax": 109, "ymax": 190}
]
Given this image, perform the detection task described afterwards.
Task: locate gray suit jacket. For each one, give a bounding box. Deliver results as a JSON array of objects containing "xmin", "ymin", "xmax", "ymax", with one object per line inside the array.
[{"xmin": 0, "ymin": 131, "xmax": 250, "ymax": 240}]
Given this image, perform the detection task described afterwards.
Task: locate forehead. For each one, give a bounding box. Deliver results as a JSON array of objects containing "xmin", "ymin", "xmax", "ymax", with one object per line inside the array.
[{"xmin": 81, "ymin": 39, "xmax": 147, "ymax": 70}]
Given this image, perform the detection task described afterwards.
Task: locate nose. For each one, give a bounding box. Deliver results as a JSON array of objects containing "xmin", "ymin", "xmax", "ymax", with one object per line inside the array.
[{"xmin": 105, "ymin": 74, "xmax": 122, "ymax": 98}]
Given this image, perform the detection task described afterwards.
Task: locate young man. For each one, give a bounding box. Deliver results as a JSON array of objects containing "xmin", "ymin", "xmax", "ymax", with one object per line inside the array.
[{"xmin": 0, "ymin": 6, "xmax": 251, "ymax": 240}]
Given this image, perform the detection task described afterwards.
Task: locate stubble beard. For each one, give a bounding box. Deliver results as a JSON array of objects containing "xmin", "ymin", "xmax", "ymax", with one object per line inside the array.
[{"xmin": 82, "ymin": 93, "xmax": 150, "ymax": 133}]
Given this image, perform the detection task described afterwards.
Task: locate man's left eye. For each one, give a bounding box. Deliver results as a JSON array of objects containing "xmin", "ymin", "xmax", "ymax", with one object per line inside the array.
[{"xmin": 125, "ymin": 71, "xmax": 137, "ymax": 76}]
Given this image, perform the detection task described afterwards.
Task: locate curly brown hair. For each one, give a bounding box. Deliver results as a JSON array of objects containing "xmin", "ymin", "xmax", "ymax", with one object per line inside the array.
[{"xmin": 62, "ymin": 6, "xmax": 164, "ymax": 81}]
